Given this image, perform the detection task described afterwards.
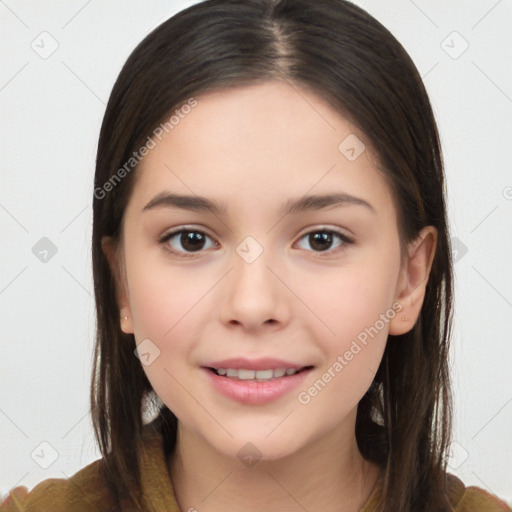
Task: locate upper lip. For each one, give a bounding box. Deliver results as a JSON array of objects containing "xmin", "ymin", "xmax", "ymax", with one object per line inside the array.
[{"xmin": 203, "ymin": 357, "xmax": 311, "ymax": 371}]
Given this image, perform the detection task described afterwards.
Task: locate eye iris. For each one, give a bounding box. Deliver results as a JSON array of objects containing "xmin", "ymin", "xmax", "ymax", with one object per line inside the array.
[
  {"xmin": 181, "ymin": 231, "xmax": 205, "ymax": 252},
  {"xmin": 310, "ymin": 232, "xmax": 332, "ymax": 251}
]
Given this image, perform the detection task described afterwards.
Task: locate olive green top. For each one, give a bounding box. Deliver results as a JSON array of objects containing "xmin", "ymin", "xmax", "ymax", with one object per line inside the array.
[{"xmin": 2, "ymin": 426, "xmax": 510, "ymax": 512}]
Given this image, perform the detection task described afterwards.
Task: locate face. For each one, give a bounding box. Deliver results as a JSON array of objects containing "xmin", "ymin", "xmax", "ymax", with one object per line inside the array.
[{"xmin": 105, "ymin": 80, "xmax": 431, "ymax": 462}]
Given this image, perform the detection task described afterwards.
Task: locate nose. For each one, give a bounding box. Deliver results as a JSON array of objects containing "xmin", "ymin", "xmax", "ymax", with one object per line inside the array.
[{"xmin": 219, "ymin": 242, "xmax": 291, "ymax": 333}]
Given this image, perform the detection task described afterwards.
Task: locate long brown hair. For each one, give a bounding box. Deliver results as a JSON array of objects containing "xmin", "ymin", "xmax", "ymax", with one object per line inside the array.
[{"xmin": 91, "ymin": 1, "xmax": 454, "ymax": 510}]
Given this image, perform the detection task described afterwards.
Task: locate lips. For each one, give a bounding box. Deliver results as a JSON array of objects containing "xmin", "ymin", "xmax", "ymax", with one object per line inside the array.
[{"xmin": 202, "ymin": 363, "xmax": 314, "ymax": 405}]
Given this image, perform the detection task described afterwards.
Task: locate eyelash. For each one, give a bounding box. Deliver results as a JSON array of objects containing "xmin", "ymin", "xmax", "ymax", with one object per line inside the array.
[{"xmin": 158, "ymin": 226, "xmax": 354, "ymax": 258}]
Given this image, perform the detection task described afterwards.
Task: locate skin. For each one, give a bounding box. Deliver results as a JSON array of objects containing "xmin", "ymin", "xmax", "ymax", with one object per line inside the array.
[{"xmin": 103, "ymin": 80, "xmax": 437, "ymax": 512}]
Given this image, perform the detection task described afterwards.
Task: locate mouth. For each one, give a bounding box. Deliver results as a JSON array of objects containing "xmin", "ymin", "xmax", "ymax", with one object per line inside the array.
[
  {"xmin": 202, "ymin": 361, "xmax": 315, "ymax": 405},
  {"xmin": 205, "ymin": 365, "xmax": 314, "ymax": 381}
]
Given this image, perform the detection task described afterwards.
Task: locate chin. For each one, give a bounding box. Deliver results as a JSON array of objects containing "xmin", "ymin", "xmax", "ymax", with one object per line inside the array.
[{"xmin": 210, "ymin": 431, "xmax": 305, "ymax": 465}]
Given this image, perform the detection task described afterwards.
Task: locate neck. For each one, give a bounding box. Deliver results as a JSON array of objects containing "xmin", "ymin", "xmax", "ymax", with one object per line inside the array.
[{"xmin": 168, "ymin": 410, "xmax": 382, "ymax": 512}]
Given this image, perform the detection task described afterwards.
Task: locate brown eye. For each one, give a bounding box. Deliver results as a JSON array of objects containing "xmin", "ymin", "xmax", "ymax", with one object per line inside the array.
[
  {"xmin": 178, "ymin": 231, "xmax": 207, "ymax": 251},
  {"xmin": 160, "ymin": 229, "xmax": 218, "ymax": 256},
  {"xmin": 296, "ymin": 229, "xmax": 353, "ymax": 254}
]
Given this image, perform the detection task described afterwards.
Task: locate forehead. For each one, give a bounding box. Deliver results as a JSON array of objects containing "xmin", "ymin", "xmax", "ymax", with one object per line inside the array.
[{"xmin": 128, "ymin": 80, "xmax": 394, "ymax": 219}]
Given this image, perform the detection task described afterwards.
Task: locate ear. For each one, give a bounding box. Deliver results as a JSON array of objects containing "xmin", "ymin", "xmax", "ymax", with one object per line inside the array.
[
  {"xmin": 388, "ymin": 226, "xmax": 437, "ymax": 335},
  {"xmin": 101, "ymin": 236, "xmax": 134, "ymax": 334}
]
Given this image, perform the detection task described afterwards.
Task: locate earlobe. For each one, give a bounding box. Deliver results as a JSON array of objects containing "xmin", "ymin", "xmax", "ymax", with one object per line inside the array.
[
  {"xmin": 119, "ymin": 311, "xmax": 133, "ymax": 334},
  {"xmin": 101, "ymin": 236, "xmax": 134, "ymax": 334},
  {"xmin": 388, "ymin": 226, "xmax": 437, "ymax": 335}
]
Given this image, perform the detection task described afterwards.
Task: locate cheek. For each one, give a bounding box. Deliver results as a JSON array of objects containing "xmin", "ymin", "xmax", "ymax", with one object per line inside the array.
[
  {"xmin": 123, "ymin": 250, "xmax": 202, "ymax": 369},
  {"xmin": 126, "ymin": 247, "xmax": 208, "ymax": 341},
  {"xmin": 295, "ymin": 275, "xmax": 393, "ymax": 423},
  {"xmin": 125, "ymin": 261, "xmax": 207, "ymax": 415},
  {"xmin": 308, "ymin": 263, "xmax": 399, "ymax": 345},
  {"xmin": 297, "ymin": 255, "xmax": 399, "ymax": 399}
]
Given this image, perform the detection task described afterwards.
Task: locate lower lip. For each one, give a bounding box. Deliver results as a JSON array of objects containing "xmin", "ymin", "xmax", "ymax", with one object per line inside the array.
[{"xmin": 202, "ymin": 367, "xmax": 312, "ymax": 405}]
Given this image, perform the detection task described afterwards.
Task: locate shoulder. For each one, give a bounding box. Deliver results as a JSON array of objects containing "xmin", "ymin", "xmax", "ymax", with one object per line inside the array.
[
  {"xmin": 446, "ymin": 473, "xmax": 511, "ymax": 511},
  {"xmin": 0, "ymin": 457, "xmax": 116, "ymax": 512}
]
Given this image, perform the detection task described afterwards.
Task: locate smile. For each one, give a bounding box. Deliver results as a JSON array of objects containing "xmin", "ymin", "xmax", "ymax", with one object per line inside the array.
[
  {"xmin": 202, "ymin": 365, "xmax": 314, "ymax": 405},
  {"xmin": 209, "ymin": 367, "xmax": 311, "ymax": 381}
]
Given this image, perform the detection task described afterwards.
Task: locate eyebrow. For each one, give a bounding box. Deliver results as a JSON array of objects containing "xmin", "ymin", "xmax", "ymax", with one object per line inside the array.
[{"xmin": 142, "ymin": 191, "xmax": 376, "ymax": 216}]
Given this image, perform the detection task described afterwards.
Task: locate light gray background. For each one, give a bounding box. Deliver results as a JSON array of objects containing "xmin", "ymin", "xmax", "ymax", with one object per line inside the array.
[{"xmin": 1, "ymin": 0, "xmax": 511, "ymax": 504}]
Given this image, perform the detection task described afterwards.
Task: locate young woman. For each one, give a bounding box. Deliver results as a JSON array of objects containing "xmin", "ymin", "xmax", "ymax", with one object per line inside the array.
[{"xmin": 2, "ymin": 0, "xmax": 510, "ymax": 511}]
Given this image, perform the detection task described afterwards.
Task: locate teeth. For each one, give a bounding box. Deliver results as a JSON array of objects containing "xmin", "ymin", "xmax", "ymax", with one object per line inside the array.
[
  {"xmin": 214, "ymin": 368, "xmax": 299, "ymax": 380},
  {"xmin": 238, "ymin": 369, "xmax": 256, "ymax": 380},
  {"xmin": 254, "ymin": 369, "xmax": 273, "ymax": 380}
]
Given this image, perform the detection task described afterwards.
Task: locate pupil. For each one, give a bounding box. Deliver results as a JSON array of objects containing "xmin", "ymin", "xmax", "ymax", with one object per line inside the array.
[
  {"xmin": 310, "ymin": 232, "xmax": 332, "ymax": 251},
  {"xmin": 181, "ymin": 231, "xmax": 205, "ymax": 251}
]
